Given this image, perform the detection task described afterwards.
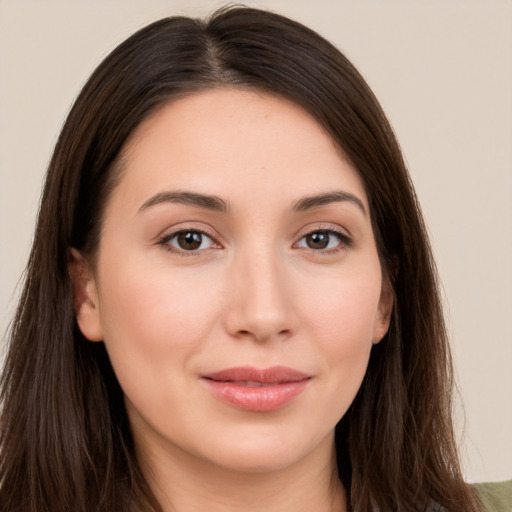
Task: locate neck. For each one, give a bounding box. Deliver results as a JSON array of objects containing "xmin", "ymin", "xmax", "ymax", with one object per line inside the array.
[{"xmin": 136, "ymin": 434, "xmax": 347, "ymax": 512}]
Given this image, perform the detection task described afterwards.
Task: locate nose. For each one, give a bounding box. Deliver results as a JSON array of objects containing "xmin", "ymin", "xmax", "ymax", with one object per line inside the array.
[{"xmin": 223, "ymin": 247, "xmax": 296, "ymax": 343}]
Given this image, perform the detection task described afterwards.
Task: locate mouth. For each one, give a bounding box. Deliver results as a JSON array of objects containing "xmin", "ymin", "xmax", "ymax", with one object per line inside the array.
[
  {"xmin": 201, "ymin": 366, "xmax": 311, "ymax": 412},
  {"xmin": 216, "ymin": 381, "xmax": 280, "ymax": 387}
]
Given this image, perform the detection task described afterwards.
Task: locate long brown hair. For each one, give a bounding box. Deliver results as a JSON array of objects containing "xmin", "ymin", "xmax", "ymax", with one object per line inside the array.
[{"xmin": 0, "ymin": 7, "xmax": 481, "ymax": 512}]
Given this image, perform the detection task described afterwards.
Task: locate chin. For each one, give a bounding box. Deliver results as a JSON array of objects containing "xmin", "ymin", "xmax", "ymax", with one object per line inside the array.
[{"xmin": 193, "ymin": 425, "xmax": 335, "ymax": 474}]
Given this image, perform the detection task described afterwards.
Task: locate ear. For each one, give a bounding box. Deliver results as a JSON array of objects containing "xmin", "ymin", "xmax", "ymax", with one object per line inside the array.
[
  {"xmin": 372, "ymin": 277, "xmax": 394, "ymax": 344},
  {"xmin": 68, "ymin": 248, "xmax": 103, "ymax": 342}
]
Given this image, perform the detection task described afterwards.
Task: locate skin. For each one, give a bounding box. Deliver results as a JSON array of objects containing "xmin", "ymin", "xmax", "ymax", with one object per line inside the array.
[{"xmin": 72, "ymin": 88, "xmax": 392, "ymax": 512}]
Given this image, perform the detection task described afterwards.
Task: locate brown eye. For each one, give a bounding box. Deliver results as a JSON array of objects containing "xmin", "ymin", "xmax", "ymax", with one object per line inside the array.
[
  {"xmin": 164, "ymin": 230, "xmax": 215, "ymax": 252},
  {"xmin": 177, "ymin": 231, "xmax": 203, "ymax": 250},
  {"xmin": 296, "ymin": 230, "xmax": 348, "ymax": 251},
  {"xmin": 305, "ymin": 231, "xmax": 330, "ymax": 249}
]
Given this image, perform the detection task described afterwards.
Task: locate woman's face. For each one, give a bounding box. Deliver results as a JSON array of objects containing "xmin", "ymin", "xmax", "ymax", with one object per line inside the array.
[{"xmin": 74, "ymin": 89, "xmax": 392, "ymax": 474}]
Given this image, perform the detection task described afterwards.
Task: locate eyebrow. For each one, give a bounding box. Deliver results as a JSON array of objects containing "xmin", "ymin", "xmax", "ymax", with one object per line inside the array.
[
  {"xmin": 293, "ymin": 191, "xmax": 367, "ymax": 216},
  {"xmin": 138, "ymin": 190, "xmax": 229, "ymax": 213},
  {"xmin": 138, "ymin": 189, "xmax": 366, "ymax": 216}
]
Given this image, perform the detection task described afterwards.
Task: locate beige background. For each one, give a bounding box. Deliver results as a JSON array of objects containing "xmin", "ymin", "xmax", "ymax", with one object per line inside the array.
[{"xmin": 0, "ymin": 0, "xmax": 511, "ymax": 483}]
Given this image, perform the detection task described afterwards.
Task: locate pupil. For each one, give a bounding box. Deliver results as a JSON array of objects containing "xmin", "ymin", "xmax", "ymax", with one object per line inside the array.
[
  {"xmin": 307, "ymin": 231, "xmax": 329, "ymax": 249},
  {"xmin": 178, "ymin": 231, "xmax": 202, "ymax": 250}
]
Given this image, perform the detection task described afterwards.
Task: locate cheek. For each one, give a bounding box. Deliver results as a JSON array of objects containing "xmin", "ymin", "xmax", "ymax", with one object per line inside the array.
[
  {"xmin": 99, "ymin": 261, "xmax": 217, "ymax": 339},
  {"xmin": 94, "ymin": 257, "xmax": 225, "ymax": 392},
  {"xmin": 297, "ymin": 268, "xmax": 382, "ymax": 404},
  {"xmin": 94, "ymin": 259, "xmax": 228, "ymax": 436},
  {"xmin": 301, "ymin": 268, "xmax": 383, "ymax": 345}
]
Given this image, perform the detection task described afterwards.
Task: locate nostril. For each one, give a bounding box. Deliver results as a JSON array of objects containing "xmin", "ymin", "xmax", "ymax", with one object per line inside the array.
[{"xmin": 233, "ymin": 327, "xmax": 292, "ymax": 343}]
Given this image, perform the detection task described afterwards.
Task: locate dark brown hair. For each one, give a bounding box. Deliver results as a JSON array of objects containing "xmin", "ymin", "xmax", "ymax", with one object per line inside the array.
[{"xmin": 0, "ymin": 6, "xmax": 481, "ymax": 512}]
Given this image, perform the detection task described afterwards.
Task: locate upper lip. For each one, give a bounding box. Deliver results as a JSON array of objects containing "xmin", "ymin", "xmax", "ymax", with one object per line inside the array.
[{"xmin": 202, "ymin": 366, "xmax": 311, "ymax": 384}]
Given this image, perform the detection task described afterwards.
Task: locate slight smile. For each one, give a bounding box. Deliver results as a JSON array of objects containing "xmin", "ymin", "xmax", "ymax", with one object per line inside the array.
[{"xmin": 201, "ymin": 366, "xmax": 312, "ymax": 412}]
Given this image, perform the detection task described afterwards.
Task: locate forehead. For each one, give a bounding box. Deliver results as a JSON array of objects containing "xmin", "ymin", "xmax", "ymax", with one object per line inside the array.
[{"xmin": 110, "ymin": 88, "xmax": 369, "ymax": 213}]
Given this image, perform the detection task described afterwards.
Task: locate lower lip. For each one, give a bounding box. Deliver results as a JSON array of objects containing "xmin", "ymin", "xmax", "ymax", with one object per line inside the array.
[{"xmin": 202, "ymin": 379, "xmax": 310, "ymax": 412}]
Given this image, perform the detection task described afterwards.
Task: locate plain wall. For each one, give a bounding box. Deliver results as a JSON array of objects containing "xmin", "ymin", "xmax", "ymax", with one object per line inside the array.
[{"xmin": 1, "ymin": 0, "xmax": 511, "ymax": 483}]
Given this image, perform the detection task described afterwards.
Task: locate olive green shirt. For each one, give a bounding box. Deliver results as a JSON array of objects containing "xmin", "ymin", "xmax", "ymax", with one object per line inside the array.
[{"xmin": 474, "ymin": 481, "xmax": 512, "ymax": 512}]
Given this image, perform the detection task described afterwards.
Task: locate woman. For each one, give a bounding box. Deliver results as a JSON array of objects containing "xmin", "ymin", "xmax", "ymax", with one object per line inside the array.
[{"xmin": 0, "ymin": 6, "xmax": 508, "ymax": 512}]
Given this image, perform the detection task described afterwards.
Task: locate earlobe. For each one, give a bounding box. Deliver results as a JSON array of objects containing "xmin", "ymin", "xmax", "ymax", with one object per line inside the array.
[
  {"xmin": 68, "ymin": 248, "xmax": 103, "ymax": 342},
  {"xmin": 372, "ymin": 278, "xmax": 394, "ymax": 344}
]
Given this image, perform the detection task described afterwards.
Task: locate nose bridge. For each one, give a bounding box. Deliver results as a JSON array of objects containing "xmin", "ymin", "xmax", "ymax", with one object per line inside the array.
[{"xmin": 225, "ymin": 242, "xmax": 293, "ymax": 342}]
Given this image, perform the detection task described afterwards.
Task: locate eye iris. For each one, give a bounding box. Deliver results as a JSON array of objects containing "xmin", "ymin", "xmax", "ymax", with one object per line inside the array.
[
  {"xmin": 306, "ymin": 231, "xmax": 330, "ymax": 249},
  {"xmin": 177, "ymin": 231, "xmax": 202, "ymax": 250}
]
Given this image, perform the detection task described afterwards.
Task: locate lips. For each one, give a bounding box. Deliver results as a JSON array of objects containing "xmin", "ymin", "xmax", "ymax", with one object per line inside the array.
[{"xmin": 201, "ymin": 366, "xmax": 311, "ymax": 412}]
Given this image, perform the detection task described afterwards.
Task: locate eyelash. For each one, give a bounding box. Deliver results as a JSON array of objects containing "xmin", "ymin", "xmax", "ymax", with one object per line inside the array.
[
  {"xmin": 157, "ymin": 226, "xmax": 352, "ymax": 256},
  {"xmin": 157, "ymin": 228, "xmax": 219, "ymax": 256},
  {"xmin": 294, "ymin": 227, "xmax": 352, "ymax": 254}
]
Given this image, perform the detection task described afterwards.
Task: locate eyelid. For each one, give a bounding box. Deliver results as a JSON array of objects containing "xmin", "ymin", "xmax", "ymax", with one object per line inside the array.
[
  {"xmin": 156, "ymin": 223, "xmax": 224, "ymax": 255},
  {"xmin": 154, "ymin": 221, "xmax": 352, "ymax": 255},
  {"xmin": 294, "ymin": 222, "xmax": 351, "ymax": 241},
  {"xmin": 293, "ymin": 223, "xmax": 353, "ymax": 251},
  {"xmin": 155, "ymin": 221, "xmax": 222, "ymax": 242}
]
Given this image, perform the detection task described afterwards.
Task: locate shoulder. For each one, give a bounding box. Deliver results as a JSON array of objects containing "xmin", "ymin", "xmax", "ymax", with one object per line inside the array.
[{"xmin": 473, "ymin": 480, "xmax": 512, "ymax": 512}]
